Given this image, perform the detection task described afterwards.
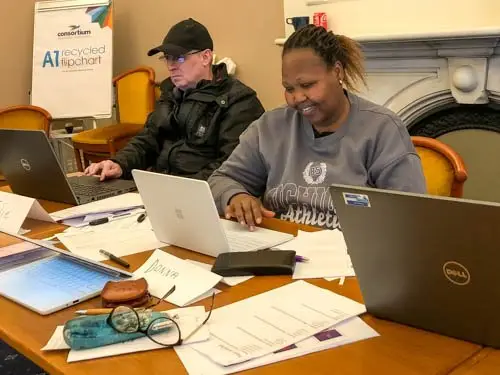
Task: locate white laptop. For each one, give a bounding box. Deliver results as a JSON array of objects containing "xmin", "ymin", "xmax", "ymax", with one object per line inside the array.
[
  {"xmin": 0, "ymin": 231, "xmax": 132, "ymax": 315},
  {"xmin": 131, "ymin": 170, "xmax": 294, "ymax": 257}
]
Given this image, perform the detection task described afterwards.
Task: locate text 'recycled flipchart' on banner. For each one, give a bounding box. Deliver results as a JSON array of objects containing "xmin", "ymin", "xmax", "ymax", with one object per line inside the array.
[{"xmin": 31, "ymin": 1, "xmax": 113, "ymax": 119}]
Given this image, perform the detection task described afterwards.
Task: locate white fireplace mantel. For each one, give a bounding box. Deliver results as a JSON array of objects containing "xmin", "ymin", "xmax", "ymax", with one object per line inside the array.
[{"xmin": 275, "ymin": 27, "xmax": 500, "ymax": 126}]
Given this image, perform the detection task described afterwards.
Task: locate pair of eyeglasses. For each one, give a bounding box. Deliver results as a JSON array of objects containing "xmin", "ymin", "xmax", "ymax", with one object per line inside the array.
[
  {"xmin": 106, "ymin": 285, "xmax": 215, "ymax": 347},
  {"xmin": 159, "ymin": 50, "xmax": 200, "ymax": 64}
]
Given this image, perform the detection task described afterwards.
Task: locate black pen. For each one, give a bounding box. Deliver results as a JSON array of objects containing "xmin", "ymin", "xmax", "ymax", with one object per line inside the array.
[
  {"xmin": 99, "ymin": 249, "xmax": 130, "ymax": 268},
  {"xmin": 89, "ymin": 212, "xmax": 131, "ymax": 226}
]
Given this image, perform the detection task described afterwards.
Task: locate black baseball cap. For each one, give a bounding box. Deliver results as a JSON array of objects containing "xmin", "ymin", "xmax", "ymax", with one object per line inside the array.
[{"xmin": 147, "ymin": 18, "xmax": 213, "ymax": 57}]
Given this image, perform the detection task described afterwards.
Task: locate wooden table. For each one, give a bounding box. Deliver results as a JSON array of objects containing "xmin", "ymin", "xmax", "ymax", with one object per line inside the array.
[
  {"xmin": 450, "ymin": 349, "xmax": 500, "ymax": 375},
  {"xmin": 0, "ymin": 188, "xmax": 487, "ymax": 374}
]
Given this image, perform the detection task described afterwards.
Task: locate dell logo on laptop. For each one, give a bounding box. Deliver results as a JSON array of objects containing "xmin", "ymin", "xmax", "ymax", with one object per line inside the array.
[
  {"xmin": 443, "ymin": 261, "xmax": 470, "ymax": 286},
  {"xmin": 20, "ymin": 159, "xmax": 31, "ymax": 171}
]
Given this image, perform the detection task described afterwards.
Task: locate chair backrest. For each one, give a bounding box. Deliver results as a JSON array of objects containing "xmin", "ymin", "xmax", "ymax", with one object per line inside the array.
[
  {"xmin": 0, "ymin": 105, "xmax": 52, "ymax": 136},
  {"xmin": 113, "ymin": 66, "xmax": 156, "ymax": 125},
  {"xmin": 412, "ymin": 136, "xmax": 468, "ymax": 198}
]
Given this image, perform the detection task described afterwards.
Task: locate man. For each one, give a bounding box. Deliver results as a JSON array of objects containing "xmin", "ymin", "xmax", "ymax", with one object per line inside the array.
[{"xmin": 85, "ymin": 18, "xmax": 265, "ymax": 181}]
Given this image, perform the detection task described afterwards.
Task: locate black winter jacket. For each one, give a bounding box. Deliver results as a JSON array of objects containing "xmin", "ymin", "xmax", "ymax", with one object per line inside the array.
[{"xmin": 113, "ymin": 63, "xmax": 265, "ymax": 180}]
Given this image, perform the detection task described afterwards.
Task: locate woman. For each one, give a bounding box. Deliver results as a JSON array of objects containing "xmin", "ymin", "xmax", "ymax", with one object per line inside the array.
[{"xmin": 208, "ymin": 25, "xmax": 426, "ymax": 230}]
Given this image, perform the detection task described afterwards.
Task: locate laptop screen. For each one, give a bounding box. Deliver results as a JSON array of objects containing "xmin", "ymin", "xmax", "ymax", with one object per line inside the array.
[{"xmin": 0, "ymin": 233, "xmax": 125, "ymax": 314}]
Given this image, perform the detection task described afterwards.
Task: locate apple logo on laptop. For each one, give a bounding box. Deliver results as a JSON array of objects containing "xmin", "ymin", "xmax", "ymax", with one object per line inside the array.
[
  {"xmin": 20, "ymin": 158, "xmax": 31, "ymax": 171},
  {"xmin": 175, "ymin": 209, "xmax": 184, "ymax": 220},
  {"xmin": 443, "ymin": 261, "xmax": 470, "ymax": 286}
]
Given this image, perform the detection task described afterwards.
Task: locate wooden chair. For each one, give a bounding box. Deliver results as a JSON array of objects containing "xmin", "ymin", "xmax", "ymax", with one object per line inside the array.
[
  {"xmin": 72, "ymin": 66, "xmax": 156, "ymax": 171},
  {"xmin": 0, "ymin": 105, "xmax": 52, "ymax": 182},
  {"xmin": 412, "ymin": 136, "xmax": 468, "ymax": 198}
]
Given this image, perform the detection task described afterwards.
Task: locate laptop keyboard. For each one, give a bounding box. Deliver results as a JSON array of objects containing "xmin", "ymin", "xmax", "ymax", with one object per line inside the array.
[
  {"xmin": 19, "ymin": 256, "xmax": 117, "ymax": 295},
  {"xmin": 225, "ymin": 231, "xmax": 275, "ymax": 252},
  {"xmin": 69, "ymin": 182, "xmax": 116, "ymax": 197}
]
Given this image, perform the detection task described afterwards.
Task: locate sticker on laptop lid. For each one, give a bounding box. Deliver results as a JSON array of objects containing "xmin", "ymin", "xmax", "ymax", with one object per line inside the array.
[{"xmin": 343, "ymin": 192, "xmax": 371, "ymax": 207}]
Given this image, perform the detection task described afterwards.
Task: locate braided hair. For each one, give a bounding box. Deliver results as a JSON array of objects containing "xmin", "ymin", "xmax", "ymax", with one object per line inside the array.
[{"xmin": 283, "ymin": 25, "xmax": 366, "ymax": 92}]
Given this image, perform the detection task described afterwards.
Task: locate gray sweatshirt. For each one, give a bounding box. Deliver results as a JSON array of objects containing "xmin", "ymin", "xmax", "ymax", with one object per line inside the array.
[{"xmin": 209, "ymin": 91, "xmax": 426, "ymax": 229}]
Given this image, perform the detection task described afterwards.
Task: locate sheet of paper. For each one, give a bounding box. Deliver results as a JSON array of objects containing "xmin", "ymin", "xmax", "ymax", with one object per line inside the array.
[
  {"xmin": 186, "ymin": 259, "xmax": 254, "ymax": 287},
  {"xmin": 42, "ymin": 326, "xmax": 70, "ymax": 351},
  {"xmin": 294, "ymin": 252, "xmax": 354, "ymax": 279},
  {"xmin": 134, "ymin": 250, "xmax": 222, "ymax": 307},
  {"xmin": 189, "ymin": 280, "xmax": 366, "ymax": 366},
  {"xmin": 186, "ymin": 288, "xmax": 221, "ymax": 305},
  {"xmin": 56, "ymin": 215, "xmax": 164, "ymax": 261},
  {"xmin": 61, "ymin": 208, "xmax": 142, "ymax": 228},
  {"xmin": 50, "ymin": 193, "xmax": 143, "ymax": 221},
  {"xmin": 325, "ymin": 277, "xmax": 346, "ymax": 286},
  {"xmin": 273, "ymin": 229, "xmax": 355, "ymax": 280},
  {"xmin": 176, "ymin": 316, "xmax": 378, "ymax": 375},
  {"xmin": 27, "ymin": 199, "xmax": 56, "ymax": 223},
  {"xmin": 0, "ymin": 191, "xmax": 53, "ymax": 234}
]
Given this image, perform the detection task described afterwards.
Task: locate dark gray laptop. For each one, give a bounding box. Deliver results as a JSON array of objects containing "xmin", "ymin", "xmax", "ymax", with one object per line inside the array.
[
  {"xmin": 0, "ymin": 129, "xmax": 136, "ymax": 205},
  {"xmin": 329, "ymin": 184, "xmax": 500, "ymax": 348}
]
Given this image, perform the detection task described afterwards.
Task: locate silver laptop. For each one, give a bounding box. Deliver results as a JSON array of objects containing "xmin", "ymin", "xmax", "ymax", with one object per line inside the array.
[
  {"xmin": 131, "ymin": 169, "xmax": 293, "ymax": 257},
  {"xmin": 0, "ymin": 230, "xmax": 132, "ymax": 315},
  {"xmin": 0, "ymin": 129, "xmax": 137, "ymax": 205},
  {"xmin": 329, "ymin": 184, "xmax": 500, "ymax": 348}
]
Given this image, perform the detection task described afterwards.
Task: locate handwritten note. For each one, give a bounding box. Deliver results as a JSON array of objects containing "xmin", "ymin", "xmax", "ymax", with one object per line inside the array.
[
  {"xmin": 134, "ymin": 250, "xmax": 222, "ymax": 306},
  {"xmin": 0, "ymin": 191, "xmax": 54, "ymax": 234}
]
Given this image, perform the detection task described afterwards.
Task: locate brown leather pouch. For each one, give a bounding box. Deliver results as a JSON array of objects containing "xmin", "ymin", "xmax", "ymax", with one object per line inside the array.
[{"xmin": 101, "ymin": 278, "xmax": 151, "ymax": 308}]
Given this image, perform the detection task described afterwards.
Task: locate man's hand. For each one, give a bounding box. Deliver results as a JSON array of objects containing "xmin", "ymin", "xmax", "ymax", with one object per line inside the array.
[
  {"xmin": 225, "ymin": 193, "xmax": 275, "ymax": 231},
  {"xmin": 84, "ymin": 160, "xmax": 123, "ymax": 181}
]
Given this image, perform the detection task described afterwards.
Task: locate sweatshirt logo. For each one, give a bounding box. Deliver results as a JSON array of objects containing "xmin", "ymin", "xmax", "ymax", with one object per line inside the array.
[{"xmin": 303, "ymin": 162, "xmax": 327, "ymax": 185}]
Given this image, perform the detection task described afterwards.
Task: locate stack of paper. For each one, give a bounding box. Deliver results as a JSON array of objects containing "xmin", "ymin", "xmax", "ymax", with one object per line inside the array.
[
  {"xmin": 133, "ymin": 250, "xmax": 223, "ymax": 306},
  {"xmin": 175, "ymin": 281, "xmax": 378, "ymax": 374},
  {"xmin": 273, "ymin": 230, "xmax": 355, "ymax": 280},
  {"xmin": 56, "ymin": 212, "xmax": 164, "ymax": 261},
  {"xmin": 50, "ymin": 193, "xmax": 144, "ymax": 226}
]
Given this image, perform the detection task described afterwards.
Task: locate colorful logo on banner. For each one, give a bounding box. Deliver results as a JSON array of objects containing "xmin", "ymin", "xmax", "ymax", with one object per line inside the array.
[
  {"xmin": 86, "ymin": 3, "xmax": 113, "ymax": 29},
  {"xmin": 41, "ymin": 4, "xmax": 112, "ymax": 69}
]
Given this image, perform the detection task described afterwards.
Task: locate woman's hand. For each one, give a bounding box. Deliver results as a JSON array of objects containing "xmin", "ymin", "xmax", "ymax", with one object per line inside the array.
[{"xmin": 225, "ymin": 193, "xmax": 275, "ymax": 231}]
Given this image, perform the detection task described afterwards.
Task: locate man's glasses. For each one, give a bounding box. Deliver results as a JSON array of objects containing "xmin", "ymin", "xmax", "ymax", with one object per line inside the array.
[
  {"xmin": 106, "ymin": 285, "xmax": 215, "ymax": 347},
  {"xmin": 159, "ymin": 50, "xmax": 200, "ymax": 64}
]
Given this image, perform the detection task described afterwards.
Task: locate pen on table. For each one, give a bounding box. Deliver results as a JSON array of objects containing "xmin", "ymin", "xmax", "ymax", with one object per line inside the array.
[
  {"xmin": 295, "ymin": 255, "xmax": 309, "ymax": 263},
  {"xmin": 88, "ymin": 212, "xmax": 132, "ymax": 226},
  {"xmin": 75, "ymin": 308, "xmax": 113, "ymax": 315},
  {"xmin": 75, "ymin": 307, "xmax": 146, "ymax": 315},
  {"xmin": 99, "ymin": 249, "xmax": 130, "ymax": 268}
]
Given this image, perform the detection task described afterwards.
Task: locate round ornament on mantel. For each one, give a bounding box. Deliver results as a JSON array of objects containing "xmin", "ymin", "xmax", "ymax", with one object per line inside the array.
[{"xmin": 452, "ymin": 65, "xmax": 478, "ymax": 93}]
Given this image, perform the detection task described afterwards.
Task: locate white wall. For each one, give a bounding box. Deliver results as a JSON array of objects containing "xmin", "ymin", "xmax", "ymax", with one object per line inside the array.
[{"xmin": 283, "ymin": 0, "xmax": 499, "ymax": 39}]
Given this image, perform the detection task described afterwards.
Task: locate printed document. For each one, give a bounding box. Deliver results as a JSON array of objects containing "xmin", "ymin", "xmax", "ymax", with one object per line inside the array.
[
  {"xmin": 274, "ymin": 230, "xmax": 355, "ymax": 279},
  {"xmin": 189, "ymin": 280, "xmax": 365, "ymax": 366},
  {"xmin": 134, "ymin": 250, "xmax": 222, "ymax": 306},
  {"xmin": 176, "ymin": 316, "xmax": 378, "ymax": 374}
]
